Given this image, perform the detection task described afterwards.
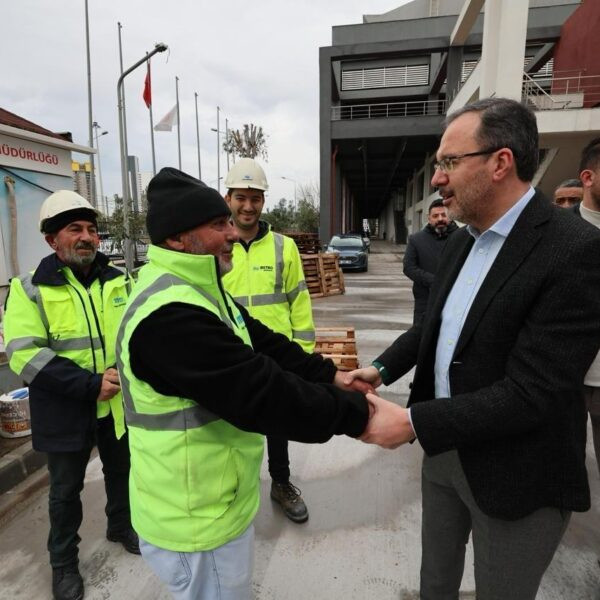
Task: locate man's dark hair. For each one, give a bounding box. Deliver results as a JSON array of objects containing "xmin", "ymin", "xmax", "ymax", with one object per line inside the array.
[
  {"xmin": 428, "ymin": 199, "xmax": 445, "ymax": 213},
  {"xmin": 556, "ymin": 178, "xmax": 583, "ymax": 190},
  {"xmin": 579, "ymin": 137, "xmax": 600, "ymax": 173},
  {"xmin": 445, "ymin": 98, "xmax": 539, "ymax": 182}
]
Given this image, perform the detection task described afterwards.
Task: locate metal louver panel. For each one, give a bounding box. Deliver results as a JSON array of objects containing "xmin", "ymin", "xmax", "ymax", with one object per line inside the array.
[{"xmin": 341, "ymin": 64, "xmax": 429, "ymax": 90}]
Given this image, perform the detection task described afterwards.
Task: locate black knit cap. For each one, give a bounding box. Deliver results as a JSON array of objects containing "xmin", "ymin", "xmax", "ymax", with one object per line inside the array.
[
  {"xmin": 42, "ymin": 208, "xmax": 98, "ymax": 234},
  {"xmin": 146, "ymin": 167, "xmax": 231, "ymax": 244}
]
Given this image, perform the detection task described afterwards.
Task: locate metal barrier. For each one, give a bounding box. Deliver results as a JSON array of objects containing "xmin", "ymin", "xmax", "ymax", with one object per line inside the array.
[{"xmin": 331, "ymin": 99, "xmax": 447, "ymax": 121}]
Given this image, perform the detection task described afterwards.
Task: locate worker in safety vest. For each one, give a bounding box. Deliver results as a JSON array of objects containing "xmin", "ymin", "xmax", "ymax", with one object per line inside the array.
[
  {"xmin": 116, "ymin": 167, "xmax": 380, "ymax": 599},
  {"xmin": 3, "ymin": 191, "xmax": 139, "ymax": 600},
  {"xmin": 222, "ymin": 158, "xmax": 313, "ymax": 523}
]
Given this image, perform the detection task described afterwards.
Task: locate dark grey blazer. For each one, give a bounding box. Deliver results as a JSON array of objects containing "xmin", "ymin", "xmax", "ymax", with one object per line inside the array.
[{"xmin": 377, "ymin": 190, "xmax": 600, "ymax": 520}]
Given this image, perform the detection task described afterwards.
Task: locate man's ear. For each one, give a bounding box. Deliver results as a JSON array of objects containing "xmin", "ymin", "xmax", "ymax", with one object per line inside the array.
[
  {"xmin": 44, "ymin": 233, "xmax": 57, "ymax": 250},
  {"xmin": 580, "ymin": 169, "xmax": 594, "ymax": 188},
  {"xmin": 491, "ymin": 148, "xmax": 514, "ymax": 182},
  {"xmin": 163, "ymin": 234, "xmax": 185, "ymax": 251},
  {"xmin": 224, "ymin": 194, "xmax": 231, "ymax": 206}
]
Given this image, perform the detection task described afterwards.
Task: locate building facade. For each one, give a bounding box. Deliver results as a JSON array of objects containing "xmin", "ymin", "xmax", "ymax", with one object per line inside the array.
[{"xmin": 319, "ymin": 0, "xmax": 599, "ymax": 243}]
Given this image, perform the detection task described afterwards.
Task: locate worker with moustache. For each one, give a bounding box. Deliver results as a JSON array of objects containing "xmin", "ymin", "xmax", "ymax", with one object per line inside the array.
[{"xmin": 4, "ymin": 191, "xmax": 138, "ymax": 600}]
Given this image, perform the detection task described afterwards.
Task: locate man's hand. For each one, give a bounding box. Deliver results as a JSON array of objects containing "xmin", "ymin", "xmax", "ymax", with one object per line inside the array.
[
  {"xmin": 333, "ymin": 370, "xmax": 376, "ymax": 394},
  {"xmin": 97, "ymin": 368, "xmax": 121, "ymax": 402},
  {"xmin": 360, "ymin": 393, "xmax": 416, "ymax": 449},
  {"xmin": 342, "ymin": 365, "xmax": 382, "ymax": 391}
]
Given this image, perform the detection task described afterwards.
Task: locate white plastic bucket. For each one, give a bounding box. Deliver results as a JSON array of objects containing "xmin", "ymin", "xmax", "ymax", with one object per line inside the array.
[{"xmin": 0, "ymin": 387, "xmax": 31, "ymax": 438}]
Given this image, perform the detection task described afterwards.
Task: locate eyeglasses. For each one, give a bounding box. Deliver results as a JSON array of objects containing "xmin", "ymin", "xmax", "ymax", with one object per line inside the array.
[{"xmin": 434, "ymin": 147, "xmax": 503, "ymax": 173}]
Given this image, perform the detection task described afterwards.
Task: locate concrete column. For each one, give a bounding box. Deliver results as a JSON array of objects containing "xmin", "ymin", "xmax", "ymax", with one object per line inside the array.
[
  {"xmin": 319, "ymin": 48, "xmax": 333, "ymax": 241},
  {"xmin": 446, "ymin": 46, "xmax": 464, "ymax": 103},
  {"xmin": 480, "ymin": 0, "xmax": 529, "ymax": 100}
]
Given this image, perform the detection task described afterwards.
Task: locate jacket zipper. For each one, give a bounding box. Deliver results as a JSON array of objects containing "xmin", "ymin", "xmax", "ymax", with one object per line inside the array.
[
  {"xmin": 68, "ymin": 283, "xmax": 98, "ymax": 374},
  {"xmin": 214, "ymin": 256, "xmax": 236, "ymax": 322},
  {"xmin": 87, "ymin": 286, "xmax": 106, "ymax": 365}
]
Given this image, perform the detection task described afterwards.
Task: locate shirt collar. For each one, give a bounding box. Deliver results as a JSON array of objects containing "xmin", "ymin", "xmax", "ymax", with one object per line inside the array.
[{"xmin": 467, "ymin": 186, "xmax": 535, "ymax": 240}]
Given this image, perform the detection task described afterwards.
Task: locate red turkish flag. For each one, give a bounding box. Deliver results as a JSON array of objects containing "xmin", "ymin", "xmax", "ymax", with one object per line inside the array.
[{"xmin": 143, "ymin": 63, "xmax": 152, "ymax": 108}]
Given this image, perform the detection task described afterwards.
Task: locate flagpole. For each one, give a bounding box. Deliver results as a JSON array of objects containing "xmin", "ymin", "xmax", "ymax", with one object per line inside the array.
[
  {"xmin": 146, "ymin": 53, "xmax": 157, "ymax": 175},
  {"xmin": 216, "ymin": 105, "xmax": 221, "ymax": 194},
  {"xmin": 175, "ymin": 76, "xmax": 181, "ymax": 170},
  {"xmin": 195, "ymin": 92, "xmax": 202, "ymax": 180}
]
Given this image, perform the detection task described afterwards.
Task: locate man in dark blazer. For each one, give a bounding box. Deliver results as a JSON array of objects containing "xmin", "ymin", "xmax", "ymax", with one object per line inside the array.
[
  {"xmin": 347, "ymin": 98, "xmax": 600, "ymax": 600},
  {"xmin": 403, "ymin": 199, "xmax": 458, "ymax": 324}
]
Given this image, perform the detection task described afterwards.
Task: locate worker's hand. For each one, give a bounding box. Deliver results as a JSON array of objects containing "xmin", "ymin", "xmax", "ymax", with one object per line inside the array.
[
  {"xmin": 342, "ymin": 365, "xmax": 382, "ymax": 391},
  {"xmin": 360, "ymin": 394, "xmax": 416, "ymax": 449},
  {"xmin": 97, "ymin": 368, "xmax": 121, "ymax": 402}
]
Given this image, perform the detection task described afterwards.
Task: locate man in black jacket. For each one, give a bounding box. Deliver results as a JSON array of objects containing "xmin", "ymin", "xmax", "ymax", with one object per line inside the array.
[
  {"xmin": 575, "ymin": 138, "xmax": 600, "ymax": 477},
  {"xmin": 347, "ymin": 98, "xmax": 600, "ymax": 600},
  {"xmin": 403, "ymin": 199, "xmax": 458, "ymax": 324}
]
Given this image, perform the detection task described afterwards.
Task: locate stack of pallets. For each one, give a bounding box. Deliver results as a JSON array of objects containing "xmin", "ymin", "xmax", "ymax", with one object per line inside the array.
[
  {"xmin": 314, "ymin": 327, "xmax": 359, "ymax": 371},
  {"xmin": 285, "ymin": 232, "xmax": 321, "ymax": 254},
  {"xmin": 301, "ymin": 253, "xmax": 345, "ymax": 298}
]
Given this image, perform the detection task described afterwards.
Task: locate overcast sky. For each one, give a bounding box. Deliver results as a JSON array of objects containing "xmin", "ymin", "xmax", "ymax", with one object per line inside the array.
[{"xmin": 3, "ymin": 1, "xmax": 407, "ymax": 209}]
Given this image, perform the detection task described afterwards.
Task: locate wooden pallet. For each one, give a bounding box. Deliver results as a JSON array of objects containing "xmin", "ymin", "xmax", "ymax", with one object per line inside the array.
[
  {"xmin": 314, "ymin": 327, "xmax": 359, "ymax": 371},
  {"xmin": 285, "ymin": 232, "xmax": 321, "ymax": 254},
  {"xmin": 301, "ymin": 253, "xmax": 345, "ymax": 298}
]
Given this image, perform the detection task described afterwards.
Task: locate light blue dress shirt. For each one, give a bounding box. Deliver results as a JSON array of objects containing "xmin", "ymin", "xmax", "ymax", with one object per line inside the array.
[{"xmin": 433, "ymin": 186, "xmax": 535, "ymax": 399}]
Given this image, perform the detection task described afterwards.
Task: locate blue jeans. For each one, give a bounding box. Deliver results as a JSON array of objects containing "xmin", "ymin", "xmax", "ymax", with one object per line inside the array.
[{"xmin": 139, "ymin": 524, "xmax": 254, "ymax": 600}]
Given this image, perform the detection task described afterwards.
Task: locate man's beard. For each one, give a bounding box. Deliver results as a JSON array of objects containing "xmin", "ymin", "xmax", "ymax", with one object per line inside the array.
[
  {"xmin": 434, "ymin": 224, "xmax": 448, "ymax": 234},
  {"xmin": 63, "ymin": 243, "xmax": 97, "ymax": 268}
]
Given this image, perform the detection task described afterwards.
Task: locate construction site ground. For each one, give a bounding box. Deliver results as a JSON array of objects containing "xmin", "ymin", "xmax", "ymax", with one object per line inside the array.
[{"xmin": 0, "ymin": 241, "xmax": 598, "ymax": 599}]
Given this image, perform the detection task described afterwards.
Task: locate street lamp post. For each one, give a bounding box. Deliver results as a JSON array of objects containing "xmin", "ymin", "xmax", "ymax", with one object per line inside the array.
[
  {"xmin": 92, "ymin": 122, "xmax": 108, "ymax": 215},
  {"xmin": 118, "ymin": 42, "xmax": 168, "ymax": 272},
  {"xmin": 211, "ymin": 123, "xmax": 231, "ymax": 189},
  {"xmin": 281, "ymin": 176, "xmax": 297, "ymax": 210}
]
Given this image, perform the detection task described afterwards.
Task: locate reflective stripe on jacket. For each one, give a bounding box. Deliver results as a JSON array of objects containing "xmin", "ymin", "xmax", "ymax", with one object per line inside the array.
[
  {"xmin": 116, "ymin": 244, "xmax": 264, "ymax": 552},
  {"xmin": 4, "ymin": 256, "xmax": 128, "ymax": 440},
  {"xmin": 222, "ymin": 228, "xmax": 315, "ymax": 352}
]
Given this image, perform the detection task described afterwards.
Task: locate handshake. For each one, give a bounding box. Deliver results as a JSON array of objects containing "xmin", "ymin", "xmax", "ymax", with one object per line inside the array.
[{"xmin": 333, "ymin": 366, "xmax": 416, "ymax": 449}]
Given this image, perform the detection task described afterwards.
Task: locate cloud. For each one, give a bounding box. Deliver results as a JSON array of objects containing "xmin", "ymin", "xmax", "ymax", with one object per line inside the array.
[{"xmin": 2, "ymin": 0, "xmax": 397, "ymax": 208}]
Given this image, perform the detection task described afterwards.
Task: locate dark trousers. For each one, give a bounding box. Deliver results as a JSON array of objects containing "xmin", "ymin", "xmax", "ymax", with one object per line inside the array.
[
  {"xmin": 420, "ymin": 451, "xmax": 570, "ymax": 600},
  {"xmin": 266, "ymin": 435, "xmax": 290, "ymax": 483},
  {"xmin": 47, "ymin": 414, "xmax": 131, "ymax": 568},
  {"xmin": 584, "ymin": 385, "xmax": 600, "ymax": 478}
]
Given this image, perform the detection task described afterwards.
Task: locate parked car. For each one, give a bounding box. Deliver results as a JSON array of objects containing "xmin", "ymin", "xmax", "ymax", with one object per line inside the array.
[
  {"xmin": 326, "ymin": 234, "xmax": 369, "ymax": 272},
  {"xmin": 348, "ymin": 230, "xmax": 371, "ymax": 252}
]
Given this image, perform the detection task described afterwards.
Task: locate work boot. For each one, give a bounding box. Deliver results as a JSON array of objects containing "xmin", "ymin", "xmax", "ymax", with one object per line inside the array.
[
  {"xmin": 270, "ymin": 481, "xmax": 309, "ymax": 523},
  {"xmin": 52, "ymin": 565, "xmax": 84, "ymax": 600},
  {"xmin": 106, "ymin": 527, "xmax": 141, "ymax": 555}
]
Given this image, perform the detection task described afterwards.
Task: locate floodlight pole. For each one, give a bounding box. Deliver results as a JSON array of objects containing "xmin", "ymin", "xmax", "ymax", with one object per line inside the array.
[{"xmin": 118, "ymin": 42, "xmax": 168, "ymax": 272}]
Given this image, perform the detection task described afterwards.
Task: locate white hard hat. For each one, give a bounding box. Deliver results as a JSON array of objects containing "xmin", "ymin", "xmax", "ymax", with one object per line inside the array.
[
  {"xmin": 39, "ymin": 190, "xmax": 101, "ymax": 233},
  {"xmin": 224, "ymin": 158, "xmax": 269, "ymax": 191}
]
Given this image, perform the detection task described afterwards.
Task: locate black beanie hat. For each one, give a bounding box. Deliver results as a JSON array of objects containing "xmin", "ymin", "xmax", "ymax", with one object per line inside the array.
[
  {"xmin": 146, "ymin": 167, "xmax": 231, "ymax": 244},
  {"xmin": 42, "ymin": 208, "xmax": 98, "ymax": 234}
]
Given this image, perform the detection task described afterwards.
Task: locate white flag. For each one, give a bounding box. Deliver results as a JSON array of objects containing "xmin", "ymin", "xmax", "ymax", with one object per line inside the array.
[{"xmin": 154, "ymin": 104, "xmax": 178, "ymax": 131}]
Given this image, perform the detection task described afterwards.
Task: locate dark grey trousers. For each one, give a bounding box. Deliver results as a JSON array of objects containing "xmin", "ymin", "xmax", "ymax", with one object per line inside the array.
[
  {"xmin": 584, "ymin": 385, "xmax": 600, "ymax": 478},
  {"xmin": 420, "ymin": 451, "xmax": 570, "ymax": 600}
]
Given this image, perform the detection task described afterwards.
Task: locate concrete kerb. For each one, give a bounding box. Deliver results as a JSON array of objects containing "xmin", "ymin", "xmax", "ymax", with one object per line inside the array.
[{"xmin": 0, "ymin": 444, "xmax": 49, "ymax": 525}]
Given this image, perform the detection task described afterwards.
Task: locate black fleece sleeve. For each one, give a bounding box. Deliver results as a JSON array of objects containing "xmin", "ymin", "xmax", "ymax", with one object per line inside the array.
[{"xmin": 129, "ymin": 303, "xmax": 368, "ymax": 442}]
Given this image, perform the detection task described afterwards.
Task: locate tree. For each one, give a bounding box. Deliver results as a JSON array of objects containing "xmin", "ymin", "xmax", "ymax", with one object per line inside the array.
[
  {"xmin": 223, "ymin": 123, "xmax": 268, "ymax": 160},
  {"xmin": 262, "ymin": 184, "xmax": 320, "ymax": 234},
  {"xmin": 262, "ymin": 198, "xmax": 295, "ymax": 232},
  {"xmin": 99, "ymin": 195, "xmax": 147, "ymax": 255},
  {"xmin": 295, "ymin": 183, "xmax": 320, "ymax": 233}
]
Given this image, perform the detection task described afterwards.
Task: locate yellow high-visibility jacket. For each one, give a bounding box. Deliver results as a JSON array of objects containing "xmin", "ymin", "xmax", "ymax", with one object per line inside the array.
[
  {"xmin": 3, "ymin": 252, "xmax": 129, "ymax": 451},
  {"xmin": 223, "ymin": 224, "xmax": 315, "ymax": 352}
]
